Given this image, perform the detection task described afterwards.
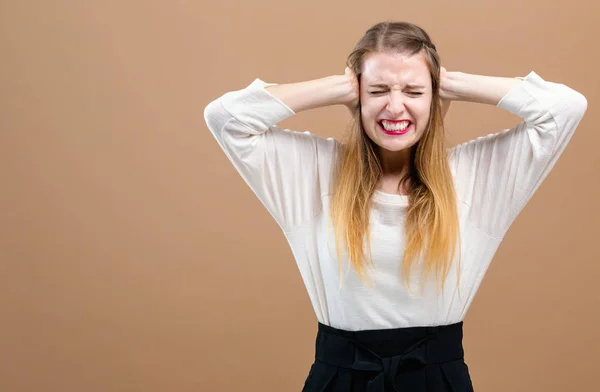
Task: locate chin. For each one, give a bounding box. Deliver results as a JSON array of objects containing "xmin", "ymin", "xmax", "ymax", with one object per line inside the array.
[
  {"xmin": 380, "ymin": 144, "xmax": 412, "ymax": 152},
  {"xmin": 381, "ymin": 136, "xmax": 421, "ymax": 151}
]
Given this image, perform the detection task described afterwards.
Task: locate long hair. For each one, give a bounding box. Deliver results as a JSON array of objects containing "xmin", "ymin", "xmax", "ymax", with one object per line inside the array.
[{"xmin": 329, "ymin": 21, "xmax": 461, "ymax": 296}]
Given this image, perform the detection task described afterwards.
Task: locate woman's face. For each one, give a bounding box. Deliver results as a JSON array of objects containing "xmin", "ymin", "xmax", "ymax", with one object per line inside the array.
[{"xmin": 360, "ymin": 51, "xmax": 433, "ymax": 155}]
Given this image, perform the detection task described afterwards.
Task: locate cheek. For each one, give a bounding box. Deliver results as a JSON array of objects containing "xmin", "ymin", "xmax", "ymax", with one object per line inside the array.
[
  {"xmin": 360, "ymin": 101, "xmax": 377, "ymax": 121},
  {"xmin": 414, "ymin": 102, "xmax": 431, "ymax": 122},
  {"xmin": 360, "ymin": 105, "xmax": 379, "ymax": 138},
  {"xmin": 361, "ymin": 98, "xmax": 384, "ymax": 117}
]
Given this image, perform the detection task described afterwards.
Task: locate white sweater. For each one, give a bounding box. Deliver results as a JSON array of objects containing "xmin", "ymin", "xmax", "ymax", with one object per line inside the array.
[{"xmin": 203, "ymin": 71, "xmax": 587, "ymax": 331}]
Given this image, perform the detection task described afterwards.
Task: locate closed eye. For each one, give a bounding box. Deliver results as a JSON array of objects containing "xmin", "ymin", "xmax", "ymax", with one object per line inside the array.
[{"xmin": 369, "ymin": 91, "xmax": 423, "ymax": 96}]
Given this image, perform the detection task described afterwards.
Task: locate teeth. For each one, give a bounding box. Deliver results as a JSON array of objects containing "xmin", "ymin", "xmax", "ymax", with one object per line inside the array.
[{"xmin": 381, "ymin": 120, "xmax": 410, "ymax": 131}]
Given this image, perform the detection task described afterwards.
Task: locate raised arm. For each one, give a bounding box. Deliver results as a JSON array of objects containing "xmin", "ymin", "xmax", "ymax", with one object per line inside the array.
[
  {"xmin": 442, "ymin": 72, "xmax": 523, "ymax": 105},
  {"xmin": 447, "ymin": 70, "xmax": 588, "ymax": 239},
  {"xmin": 265, "ymin": 70, "xmax": 357, "ymax": 113},
  {"xmin": 203, "ymin": 71, "xmax": 356, "ymax": 232}
]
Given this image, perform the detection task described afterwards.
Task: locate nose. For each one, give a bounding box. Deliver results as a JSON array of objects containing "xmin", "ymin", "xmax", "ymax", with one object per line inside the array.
[{"xmin": 386, "ymin": 92, "xmax": 406, "ymax": 116}]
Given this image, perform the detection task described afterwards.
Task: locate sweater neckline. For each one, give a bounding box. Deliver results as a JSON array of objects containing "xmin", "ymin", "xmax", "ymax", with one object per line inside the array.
[{"xmin": 372, "ymin": 190, "xmax": 409, "ymax": 206}]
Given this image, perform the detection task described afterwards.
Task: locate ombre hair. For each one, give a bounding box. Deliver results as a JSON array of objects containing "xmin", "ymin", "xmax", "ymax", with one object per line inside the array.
[{"xmin": 330, "ymin": 21, "xmax": 461, "ymax": 296}]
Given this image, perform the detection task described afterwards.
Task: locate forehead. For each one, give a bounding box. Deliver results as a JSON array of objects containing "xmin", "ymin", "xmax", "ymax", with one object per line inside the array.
[{"xmin": 361, "ymin": 51, "xmax": 430, "ymax": 87}]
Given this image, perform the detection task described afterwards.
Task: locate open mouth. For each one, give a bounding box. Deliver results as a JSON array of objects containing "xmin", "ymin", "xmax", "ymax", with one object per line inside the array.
[{"xmin": 378, "ymin": 120, "xmax": 413, "ymax": 135}]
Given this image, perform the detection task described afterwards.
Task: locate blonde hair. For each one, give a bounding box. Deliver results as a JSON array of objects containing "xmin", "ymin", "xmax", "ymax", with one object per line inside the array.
[{"xmin": 330, "ymin": 21, "xmax": 461, "ymax": 296}]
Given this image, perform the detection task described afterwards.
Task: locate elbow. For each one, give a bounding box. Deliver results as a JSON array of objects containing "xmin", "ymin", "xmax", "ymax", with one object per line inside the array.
[
  {"xmin": 562, "ymin": 84, "xmax": 588, "ymax": 121},
  {"xmin": 203, "ymin": 98, "xmax": 227, "ymax": 135},
  {"xmin": 556, "ymin": 88, "xmax": 588, "ymax": 140},
  {"xmin": 203, "ymin": 99, "xmax": 218, "ymax": 129},
  {"xmin": 573, "ymin": 90, "xmax": 588, "ymax": 120}
]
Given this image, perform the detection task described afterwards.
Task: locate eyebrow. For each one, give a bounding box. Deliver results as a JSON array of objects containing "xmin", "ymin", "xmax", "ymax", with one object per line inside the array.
[{"xmin": 368, "ymin": 83, "xmax": 426, "ymax": 89}]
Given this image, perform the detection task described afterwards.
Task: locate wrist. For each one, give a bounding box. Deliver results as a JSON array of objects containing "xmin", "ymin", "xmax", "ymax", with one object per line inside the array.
[{"xmin": 325, "ymin": 74, "xmax": 355, "ymax": 106}]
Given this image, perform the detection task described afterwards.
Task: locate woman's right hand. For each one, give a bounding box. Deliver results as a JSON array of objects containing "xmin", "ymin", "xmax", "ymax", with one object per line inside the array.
[{"xmin": 340, "ymin": 67, "xmax": 360, "ymax": 114}]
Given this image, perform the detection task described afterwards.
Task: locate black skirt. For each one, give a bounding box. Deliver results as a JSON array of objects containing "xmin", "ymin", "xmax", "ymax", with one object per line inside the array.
[{"xmin": 301, "ymin": 321, "xmax": 475, "ymax": 392}]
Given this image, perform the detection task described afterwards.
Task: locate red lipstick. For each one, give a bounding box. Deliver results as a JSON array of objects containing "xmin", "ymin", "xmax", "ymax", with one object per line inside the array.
[{"xmin": 378, "ymin": 120, "xmax": 413, "ymax": 136}]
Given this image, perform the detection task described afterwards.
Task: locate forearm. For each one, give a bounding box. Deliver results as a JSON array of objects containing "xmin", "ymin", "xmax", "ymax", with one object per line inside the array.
[
  {"xmin": 265, "ymin": 75, "xmax": 350, "ymax": 113},
  {"xmin": 444, "ymin": 72, "xmax": 523, "ymax": 106}
]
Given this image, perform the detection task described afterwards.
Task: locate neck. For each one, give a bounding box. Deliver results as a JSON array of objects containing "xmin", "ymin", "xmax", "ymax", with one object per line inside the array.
[
  {"xmin": 379, "ymin": 147, "xmax": 413, "ymax": 176},
  {"xmin": 378, "ymin": 148, "xmax": 414, "ymax": 193}
]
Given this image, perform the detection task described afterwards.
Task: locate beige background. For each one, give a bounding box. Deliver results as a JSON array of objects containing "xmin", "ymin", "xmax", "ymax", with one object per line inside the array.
[{"xmin": 1, "ymin": 0, "xmax": 599, "ymax": 391}]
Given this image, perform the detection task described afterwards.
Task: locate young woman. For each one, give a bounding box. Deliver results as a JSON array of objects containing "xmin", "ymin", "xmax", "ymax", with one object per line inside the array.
[{"xmin": 204, "ymin": 21, "xmax": 587, "ymax": 391}]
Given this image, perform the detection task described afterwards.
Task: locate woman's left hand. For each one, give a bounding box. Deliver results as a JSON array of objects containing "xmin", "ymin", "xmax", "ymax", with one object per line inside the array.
[
  {"xmin": 439, "ymin": 67, "xmax": 457, "ymax": 101},
  {"xmin": 440, "ymin": 67, "xmax": 452, "ymax": 118}
]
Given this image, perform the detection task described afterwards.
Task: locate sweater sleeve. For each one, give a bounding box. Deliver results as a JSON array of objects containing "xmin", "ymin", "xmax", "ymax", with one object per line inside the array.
[
  {"xmin": 449, "ymin": 71, "xmax": 588, "ymax": 239},
  {"xmin": 203, "ymin": 78, "xmax": 337, "ymax": 232}
]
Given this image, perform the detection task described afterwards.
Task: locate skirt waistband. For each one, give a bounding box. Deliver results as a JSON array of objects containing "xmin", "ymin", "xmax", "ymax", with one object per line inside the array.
[{"xmin": 314, "ymin": 322, "xmax": 465, "ymax": 391}]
